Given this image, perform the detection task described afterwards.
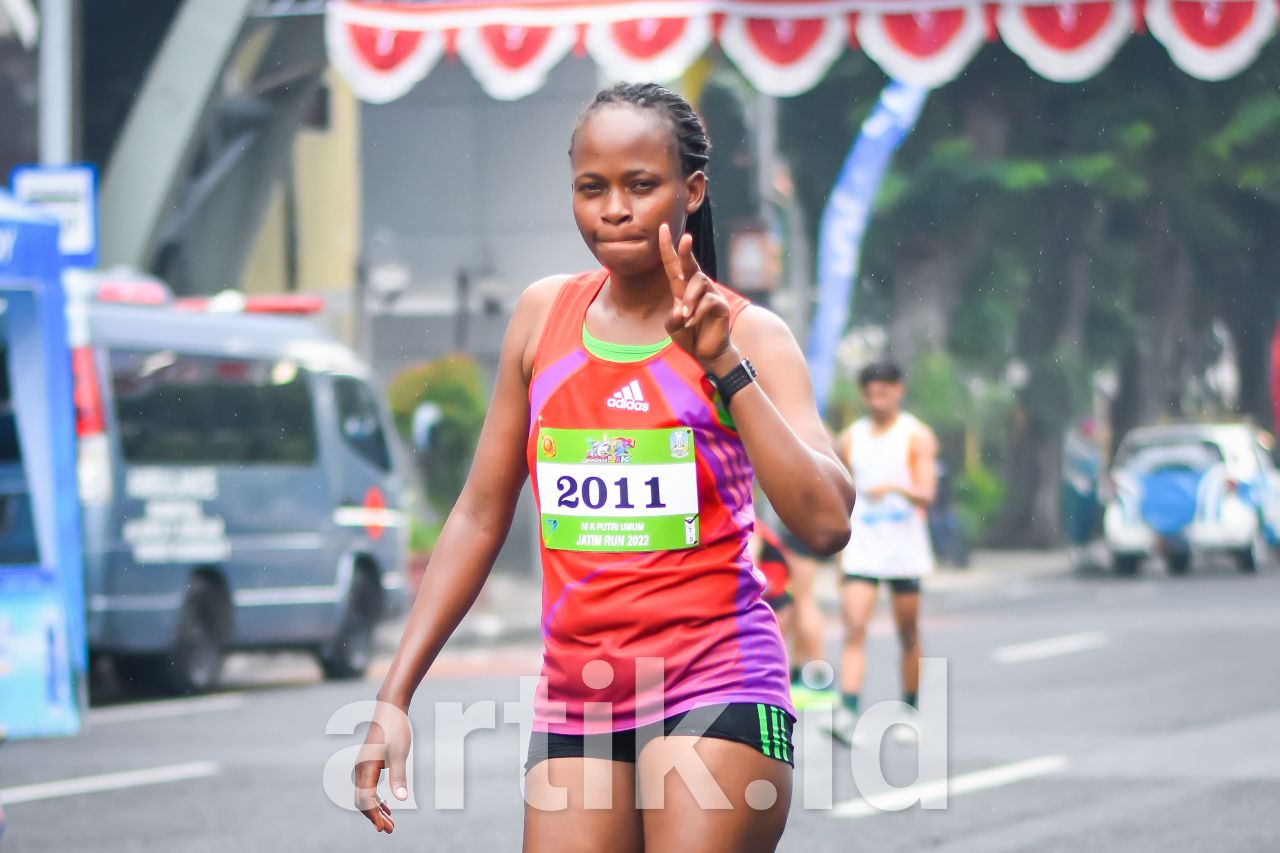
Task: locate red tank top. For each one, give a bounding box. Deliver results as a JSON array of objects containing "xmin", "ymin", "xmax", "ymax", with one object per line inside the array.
[{"xmin": 527, "ymin": 270, "xmax": 793, "ymax": 733}]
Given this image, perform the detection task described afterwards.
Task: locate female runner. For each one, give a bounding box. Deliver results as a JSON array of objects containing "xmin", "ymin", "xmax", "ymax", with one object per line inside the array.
[{"xmin": 354, "ymin": 82, "xmax": 854, "ymax": 852}]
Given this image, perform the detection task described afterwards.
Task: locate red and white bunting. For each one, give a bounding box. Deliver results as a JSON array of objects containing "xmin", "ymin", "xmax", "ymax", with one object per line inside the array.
[
  {"xmin": 1146, "ymin": 0, "xmax": 1277, "ymax": 81},
  {"xmin": 324, "ymin": 1, "xmax": 1280, "ymax": 104},
  {"xmin": 586, "ymin": 15, "xmax": 714, "ymax": 82},
  {"xmin": 455, "ymin": 24, "xmax": 578, "ymax": 100},
  {"xmin": 857, "ymin": 3, "xmax": 988, "ymax": 89},
  {"xmin": 719, "ymin": 14, "xmax": 851, "ymax": 97},
  {"xmin": 325, "ymin": 4, "xmax": 444, "ymax": 104},
  {"xmin": 998, "ymin": 1, "xmax": 1134, "ymax": 82}
]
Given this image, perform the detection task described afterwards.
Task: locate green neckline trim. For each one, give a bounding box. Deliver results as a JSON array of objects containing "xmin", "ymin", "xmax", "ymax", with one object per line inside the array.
[{"xmin": 581, "ymin": 322, "xmax": 671, "ymax": 363}]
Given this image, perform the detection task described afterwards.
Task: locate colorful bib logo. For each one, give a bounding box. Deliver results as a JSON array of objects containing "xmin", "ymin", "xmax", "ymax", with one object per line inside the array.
[
  {"xmin": 540, "ymin": 433, "xmax": 557, "ymax": 458},
  {"xmin": 584, "ymin": 435, "xmax": 636, "ymax": 464}
]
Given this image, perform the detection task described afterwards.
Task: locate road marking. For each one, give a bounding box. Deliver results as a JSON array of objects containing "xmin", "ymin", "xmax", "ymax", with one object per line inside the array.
[
  {"xmin": 833, "ymin": 755, "xmax": 1068, "ymax": 818},
  {"xmin": 0, "ymin": 761, "xmax": 220, "ymax": 806},
  {"xmin": 993, "ymin": 631, "xmax": 1109, "ymax": 664},
  {"xmin": 87, "ymin": 694, "xmax": 245, "ymax": 726}
]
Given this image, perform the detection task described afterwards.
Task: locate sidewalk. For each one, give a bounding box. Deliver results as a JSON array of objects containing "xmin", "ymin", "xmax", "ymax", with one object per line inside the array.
[{"xmin": 377, "ymin": 549, "xmax": 1074, "ymax": 654}]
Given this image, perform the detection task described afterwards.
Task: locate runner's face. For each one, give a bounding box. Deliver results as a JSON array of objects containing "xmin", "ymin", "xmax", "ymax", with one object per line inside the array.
[
  {"xmin": 861, "ymin": 380, "xmax": 903, "ymax": 420},
  {"xmin": 570, "ymin": 106, "xmax": 705, "ymax": 277}
]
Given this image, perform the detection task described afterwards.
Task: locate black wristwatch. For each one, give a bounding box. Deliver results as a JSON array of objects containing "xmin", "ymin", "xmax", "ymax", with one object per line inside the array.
[{"xmin": 708, "ymin": 358, "xmax": 757, "ymax": 406}]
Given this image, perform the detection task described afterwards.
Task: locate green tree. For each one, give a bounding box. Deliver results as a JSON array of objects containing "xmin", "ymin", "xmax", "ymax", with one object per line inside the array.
[{"xmin": 387, "ymin": 355, "xmax": 488, "ymax": 516}]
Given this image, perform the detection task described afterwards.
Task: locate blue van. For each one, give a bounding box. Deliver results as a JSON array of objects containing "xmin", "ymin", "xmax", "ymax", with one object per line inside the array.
[{"xmin": 29, "ymin": 284, "xmax": 411, "ymax": 694}]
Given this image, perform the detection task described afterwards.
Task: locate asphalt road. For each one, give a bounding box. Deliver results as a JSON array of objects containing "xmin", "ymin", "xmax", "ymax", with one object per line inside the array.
[{"xmin": 2, "ymin": 556, "xmax": 1279, "ymax": 852}]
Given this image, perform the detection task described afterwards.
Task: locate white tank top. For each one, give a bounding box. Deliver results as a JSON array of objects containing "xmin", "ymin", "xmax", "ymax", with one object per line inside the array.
[{"xmin": 842, "ymin": 412, "xmax": 935, "ymax": 579}]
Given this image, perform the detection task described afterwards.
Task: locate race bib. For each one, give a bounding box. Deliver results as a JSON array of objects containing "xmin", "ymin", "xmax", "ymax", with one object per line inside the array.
[{"xmin": 535, "ymin": 427, "xmax": 699, "ymax": 552}]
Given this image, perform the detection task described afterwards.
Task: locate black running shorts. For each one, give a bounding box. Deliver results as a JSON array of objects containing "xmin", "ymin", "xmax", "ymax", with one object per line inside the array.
[{"xmin": 526, "ymin": 702, "xmax": 796, "ymax": 772}]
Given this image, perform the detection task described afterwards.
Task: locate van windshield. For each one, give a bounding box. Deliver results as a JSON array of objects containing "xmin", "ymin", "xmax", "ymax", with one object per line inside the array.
[
  {"xmin": 1116, "ymin": 438, "xmax": 1224, "ymax": 474},
  {"xmin": 110, "ymin": 350, "xmax": 317, "ymax": 466}
]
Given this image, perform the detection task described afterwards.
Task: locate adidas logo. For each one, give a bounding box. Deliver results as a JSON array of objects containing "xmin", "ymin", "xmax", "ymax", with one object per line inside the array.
[{"xmin": 607, "ymin": 380, "xmax": 650, "ymax": 413}]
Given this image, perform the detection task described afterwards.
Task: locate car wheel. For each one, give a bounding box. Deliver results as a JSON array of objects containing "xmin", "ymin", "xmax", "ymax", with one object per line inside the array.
[
  {"xmin": 1236, "ymin": 527, "xmax": 1269, "ymax": 574},
  {"xmin": 1112, "ymin": 553, "xmax": 1141, "ymax": 576},
  {"xmin": 1165, "ymin": 552, "xmax": 1191, "ymax": 575},
  {"xmin": 318, "ymin": 570, "xmax": 381, "ymax": 680},
  {"xmin": 116, "ymin": 575, "xmax": 229, "ymax": 696}
]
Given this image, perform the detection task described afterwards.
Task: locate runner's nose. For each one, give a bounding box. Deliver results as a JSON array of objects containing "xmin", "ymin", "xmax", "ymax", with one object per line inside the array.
[{"xmin": 602, "ymin": 188, "xmax": 631, "ymax": 225}]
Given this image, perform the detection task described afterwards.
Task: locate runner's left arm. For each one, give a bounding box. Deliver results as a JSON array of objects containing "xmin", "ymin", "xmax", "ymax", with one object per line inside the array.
[
  {"xmin": 897, "ymin": 426, "xmax": 939, "ymax": 507},
  {"xmin": 658, "ymin": 223, "xmax": 853, "ymax": 554},
  {"xmin": 714, "ymin": 306, "xmax": 855, "ymax": 556}
]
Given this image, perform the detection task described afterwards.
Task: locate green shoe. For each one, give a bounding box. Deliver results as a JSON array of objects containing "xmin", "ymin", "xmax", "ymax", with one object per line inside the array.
[{"xmin": 789, "ymin": 684, "xmax": 838, "ymax": 710}]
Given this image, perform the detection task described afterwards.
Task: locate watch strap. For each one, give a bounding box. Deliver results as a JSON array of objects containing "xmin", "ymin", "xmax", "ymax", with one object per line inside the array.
[{"xmin": 712, "ymin": 358, "xmax": 757, "ymax": 405}]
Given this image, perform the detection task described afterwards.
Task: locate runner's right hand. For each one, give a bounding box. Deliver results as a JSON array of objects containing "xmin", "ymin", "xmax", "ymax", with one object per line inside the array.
[{"xmin": 353, "ymin": 699, "xmax": 413, "ymax": 834}]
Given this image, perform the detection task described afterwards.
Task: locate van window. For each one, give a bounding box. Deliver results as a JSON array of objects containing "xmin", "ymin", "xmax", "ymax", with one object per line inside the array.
[
  {"xmin": 110, "ymin": 351, "xmax": 317, "ymax": 465},
  {"xmin": 332, "ymin": 376, "xmax": 391, "ymax": 471}
]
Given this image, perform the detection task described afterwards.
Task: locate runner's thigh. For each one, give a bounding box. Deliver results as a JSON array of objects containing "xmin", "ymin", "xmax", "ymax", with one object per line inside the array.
[
  {"xmin": 523, "ymin": 757, "xmax": 643, "ymax": 853},
  {"xmin": 841, "ymin": 578, "xmax": 879, "ymax": 633},
  {"xmin": 637, "ymin": 737, "xmax": 791, "ymax": 853}
]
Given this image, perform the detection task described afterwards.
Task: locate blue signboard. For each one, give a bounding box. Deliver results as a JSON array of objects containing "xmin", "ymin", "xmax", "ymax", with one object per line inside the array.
[
  {"xmin": 0, "ymin": 189, "xmax": 84, "ymax": 738},
  {"xmin": 10, "ymin": 164, "xmax": 99, "ymax": 269}
]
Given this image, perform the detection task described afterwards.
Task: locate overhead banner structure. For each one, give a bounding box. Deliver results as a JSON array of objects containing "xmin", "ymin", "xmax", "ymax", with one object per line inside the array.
[{"xmin": 327, "ymin": 1, "xmax": 1280, "ymax": 102}]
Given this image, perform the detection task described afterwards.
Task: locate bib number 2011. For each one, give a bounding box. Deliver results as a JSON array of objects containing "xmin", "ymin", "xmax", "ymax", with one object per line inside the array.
[{"xmin": 555, "ymin": 475, "xmax": 667, "ymax": 511}]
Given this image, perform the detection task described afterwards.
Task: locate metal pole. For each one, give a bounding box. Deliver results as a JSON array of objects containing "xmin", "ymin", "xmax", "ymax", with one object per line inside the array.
[
  {"xmin": 455, "ymin": 268, "xmax": 471, "ymax": 353},
  {"xmin": 755, "ymin": 91, "xmax": 777, "ymax": 220},
  {"xmin": 38, "ymin": 0, "xmax": 73, "ymax": 165}
]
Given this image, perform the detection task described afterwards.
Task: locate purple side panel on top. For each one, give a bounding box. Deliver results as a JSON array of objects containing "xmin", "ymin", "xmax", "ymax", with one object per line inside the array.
[
  {"xmin": 646, "ymin": 360, "xmax": 754, "ymax": 528},
  {"xmin": 529, "ymin": 349, "xmax": 589, "ymax": 434}
]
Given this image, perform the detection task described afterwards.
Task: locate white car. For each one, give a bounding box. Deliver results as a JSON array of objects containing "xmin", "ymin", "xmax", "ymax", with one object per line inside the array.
[{"xmin": 1103, "ymin": 423, "xmax": 1280, "ymax": 575}]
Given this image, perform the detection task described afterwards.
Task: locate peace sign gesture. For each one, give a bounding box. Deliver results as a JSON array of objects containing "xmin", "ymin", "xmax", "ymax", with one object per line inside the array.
[{"xmin": 660, "ymin": 223, "xmax": 736, "ymax": 372}]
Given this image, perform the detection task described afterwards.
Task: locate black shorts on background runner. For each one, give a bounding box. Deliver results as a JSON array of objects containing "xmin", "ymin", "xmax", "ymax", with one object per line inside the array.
[
  {"xmin": 842, "ymin": 574, "xmax": 922, "ymax": 594},
  {"xmin": 526, "ymin": 702, "xmax": 796, "ymax": 772},
  {"xmin": 779, "ymin": 526, "xmax": 826, "ymax": 560}
]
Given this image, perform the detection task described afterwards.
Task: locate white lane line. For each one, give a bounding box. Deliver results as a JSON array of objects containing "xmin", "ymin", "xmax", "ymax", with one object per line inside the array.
[
  {"xmin": 0, "ymin": 761, "xmax": 220, "ymax": 806},
  {"xmin": 993, "ymin": 631, "xmax": 1109, "ymax": 664},
  {"xmin": 833, "ymin": 755, "xmax": 1068, "ymax": 818},
  {"xmin": 87, "ymin": 694, "xmax": 246, "ymax": 725}
]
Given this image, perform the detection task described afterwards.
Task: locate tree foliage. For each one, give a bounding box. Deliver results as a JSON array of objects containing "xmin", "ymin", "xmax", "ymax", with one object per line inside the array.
[
  {"xmin": 778, "ymin": 40, "xmax": 1280, "ymax": 545},
  {"xmin": 387, "ymin": 354, "xmax": 488, "ymax": 516}
]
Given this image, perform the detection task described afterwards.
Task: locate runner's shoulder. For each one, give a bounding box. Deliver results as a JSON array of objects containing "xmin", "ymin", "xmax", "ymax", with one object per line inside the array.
[
  {"xmin": 902, "ymin": 413, "xmax": 938, "ymax": 450},
  {"xmin": 513, "ymin": 274, "xmax": 574, "ymax": 373},
  {"xmin": 731, "ymin": 304, "xmax": 802, "ymax": 362},
  {"xmin": 515, "ymin": 274, "xmax": 573, "ymax": 320},
  {"xmin": 733, "ymin": 302, "xmax": 790, "ymax": 336}
]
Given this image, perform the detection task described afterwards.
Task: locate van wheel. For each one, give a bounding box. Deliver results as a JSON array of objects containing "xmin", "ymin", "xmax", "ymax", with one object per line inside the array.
[
  {"xmin": 116, "ymin": 576, "xmax": 229, "ymax": 696},
  {"xmin": 1165, "ymin": 552, "xmax": 1191, "ymax": 575},
  {"xmin": 1112, "ymin": 554, "xmax": 1141, "ymax": 576},
  {"xmin": 318, "ymin": 571, "xmax": 381, "ymax": 680}
]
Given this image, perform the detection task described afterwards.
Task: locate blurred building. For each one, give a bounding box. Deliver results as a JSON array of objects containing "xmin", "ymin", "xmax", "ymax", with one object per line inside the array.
[
  {"xmin": 6, "ymin": 0, "xmax": 773, "ymax": 386},
  {"xmin": 0, "ymin": 1, "xmax": 38, "ymax": 176}
]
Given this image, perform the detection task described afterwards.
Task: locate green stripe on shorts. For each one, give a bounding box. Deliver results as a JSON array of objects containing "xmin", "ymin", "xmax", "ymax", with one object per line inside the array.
[
  {"xmin": 756, "ymin": 703, "xmax": 772, "ymax": 757},
  {"xmin": 770, "ymin": 706, "xmax": 783, "ymax": 760}
]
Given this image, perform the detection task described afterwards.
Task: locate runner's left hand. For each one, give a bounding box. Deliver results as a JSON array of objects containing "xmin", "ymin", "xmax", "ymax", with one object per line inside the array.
[{"xmin": 660, "ymin": 223, "xmax": 737, "ymax": 373}]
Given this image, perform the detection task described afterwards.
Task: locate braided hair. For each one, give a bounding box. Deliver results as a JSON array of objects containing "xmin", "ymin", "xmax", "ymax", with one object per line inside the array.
[{"xmin": 570, "ymin": 82, "xmax": 718, "ymax": 281}]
